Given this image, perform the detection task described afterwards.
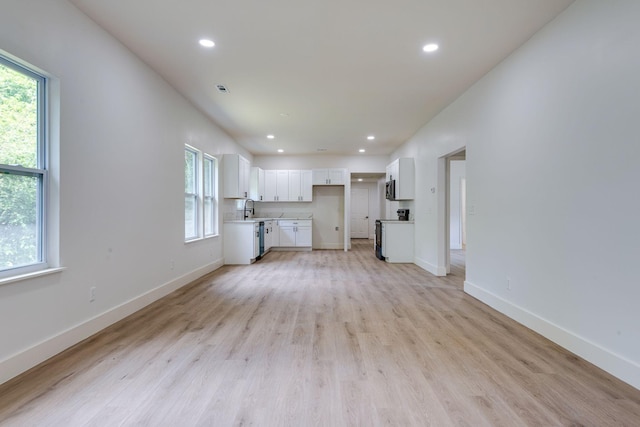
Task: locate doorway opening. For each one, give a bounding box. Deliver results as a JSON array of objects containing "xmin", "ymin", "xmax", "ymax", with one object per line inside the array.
[
  {"xmin": 438, "ymin": 149, "xmax": 466, "ymax": 281},
  {"xmin": 350, "ymin": 172, "xmax": 385, "ymax": 247}
]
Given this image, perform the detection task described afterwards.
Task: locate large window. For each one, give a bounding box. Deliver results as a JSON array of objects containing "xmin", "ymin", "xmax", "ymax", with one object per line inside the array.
[
  {"xmin": 203, "ymin": 155, "xmax": 218, "ymax": 236},
  {"xmin": 0, "ymin": 56, "xmax": 47, "ymax": 277},
  {"xmin": 184, "ymin": 146, "xmax": 218, "ymax": 241},
  {"xmin": 184, "ymin": 146, "xmax": 199, "ymax": 241}
]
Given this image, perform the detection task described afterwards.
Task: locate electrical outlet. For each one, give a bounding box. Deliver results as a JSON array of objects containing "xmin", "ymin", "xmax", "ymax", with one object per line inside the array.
[
  {"xmin": 170, "ymin": 260, "xmax": 175, "ymax": 270},
  {"xmin": 506, "ymin": 276, "xmax": 511, "ymax": 291},
  {"xmin": 335, "ymin": 226, "xmax": 339, "ymax": 231},
  {"xmin": 89, "ymin": 286, "xmax": 96, "ymax": 302}
]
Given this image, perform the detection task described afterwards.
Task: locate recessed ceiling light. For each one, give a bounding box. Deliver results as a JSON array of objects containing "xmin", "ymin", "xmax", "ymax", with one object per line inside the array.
[
  {"xmin": 357, "ymin": 178, "xmax": 363, "ymax": 182},
  {"xmin": 267, "ymin": 135, "xmax": 275, "ymax": 139},
  {"xmin": 359, "ymin": 149, "xmax": 366, "ymax": 153},
  {"xmin": 277, "ymin": 149, "xmax": 284, "ymax": 153},
  {"xmin": 367, "ymin": 135, "xmax": 375, "ymax": 140},
  {"xmin": 423, "ymin": 43, "xmax": 439, "ymax": 53},
  {"xmin": 199, "ymin": 39, "xmax": 215, "ymax": 48}
]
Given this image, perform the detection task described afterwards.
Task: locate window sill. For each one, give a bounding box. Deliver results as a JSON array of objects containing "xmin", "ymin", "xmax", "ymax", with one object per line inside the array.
[
  {"xmin": 0, "ymin": 267, "xmax": 66, "ymax": 287},
  {"xmin": 185, "ymin": 234, "xmax": 220, "ymax": 244}
]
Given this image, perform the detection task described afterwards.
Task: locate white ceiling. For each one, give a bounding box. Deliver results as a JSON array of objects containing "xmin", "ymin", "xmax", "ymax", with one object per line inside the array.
[{"xmin": 68, "ymin": 0, "xmax": 574, "ymax": 156}]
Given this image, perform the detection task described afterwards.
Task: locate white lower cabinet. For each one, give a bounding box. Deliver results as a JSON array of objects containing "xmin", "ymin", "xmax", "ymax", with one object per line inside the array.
[
  {"xmin": 264, "ymin": 220, "xmax": 275, "ymax": 251},
  {"xmin": 224, "ymin": 222, "xmax": 260, "ymax": 264},
  {"xmin": 277, "ymin": 220, "xmax": 312, "ymax": 247},
  {"xmin": 381, "ymin": 221, "xmax": 414, "ymax": 263}
]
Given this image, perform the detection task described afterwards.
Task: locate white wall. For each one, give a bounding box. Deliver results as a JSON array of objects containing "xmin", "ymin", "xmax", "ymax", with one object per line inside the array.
[
  {"xmin": 0, "ymin": 0, "xmax": 248, "ymax": 384},
  {"xmin": 253, "ymin": 154, "xmax": 388, "ymax": 172},
  {"xmin": 310, "ymin": 186, "xmax": 345, "ymax": 249},
  {"xmin": 392, "ymin": 0, "xmax": 640, "ymax": 389},
  {"xmin": 449, "ymin": 160, "xmax": 466, "ymax": 249}
]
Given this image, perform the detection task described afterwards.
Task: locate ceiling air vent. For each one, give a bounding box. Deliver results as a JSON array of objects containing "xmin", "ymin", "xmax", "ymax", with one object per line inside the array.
[
  {"xmin": 317, "ymin": 148, "xmax": 328, "ymax": 152},
  {"xmin": 216, "ymin": 84, "xmax": 229, "ymax": 93}
]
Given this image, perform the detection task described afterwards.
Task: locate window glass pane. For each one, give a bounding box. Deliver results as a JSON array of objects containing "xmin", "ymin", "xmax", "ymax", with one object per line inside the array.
[
  {"xmin": 184, "ymin": 149, "xmax": 196, "ymax": 193},
  {"xmin": 184, "ymin": 194, "xmax": 197, "ymax": 239},
  {"xmin": 204, "ymin": 197, "xmax": 213, "ymax": 235},
  {"xmin": 203, "ymin": 158, "xmax": 212, "ymax": 197},
  {"xmin": 0, "ymin": 62, "xmax": 39, "ymax": 169},
  {"xmin": 0, "ymin": 173, "xmax": 40, "ymax": 269}
]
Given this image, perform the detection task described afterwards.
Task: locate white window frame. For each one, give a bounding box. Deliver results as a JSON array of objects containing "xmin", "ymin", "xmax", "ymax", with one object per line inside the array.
[
  {"xmin": 184, "ymin": 145, "xmax": 200, "ymax": 242},
  {"xmin": 0, "ymin": 55, "xmax": 49, "ymax": 280},
  {"xmin": 184, "ymin": 146, "xmax": 219, "ymax": 243},
  {"xmin": 203, "ymin": 154, "xmax": 218, "ymax": 237}
]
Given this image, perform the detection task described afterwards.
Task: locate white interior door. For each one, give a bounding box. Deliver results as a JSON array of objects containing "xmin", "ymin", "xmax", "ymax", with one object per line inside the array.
[{"xmin": 350, "ymin": 188, "xmax": 369, "ymax": 238}]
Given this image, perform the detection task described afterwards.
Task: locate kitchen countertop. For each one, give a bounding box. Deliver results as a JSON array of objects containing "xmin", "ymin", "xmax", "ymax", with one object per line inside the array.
[{"xmin": 224, "ymin": 217, "xmax": 312, "ymax": 223}]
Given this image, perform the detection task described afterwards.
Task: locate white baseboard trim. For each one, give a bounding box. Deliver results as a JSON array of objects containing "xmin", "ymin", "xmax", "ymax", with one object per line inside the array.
[
  {"xmin": 270, "ymin": 247, "xmax": 312, "ymax": 252},
  {"xmin": 313, "ymin": 243, "xmax": 344, "ymax": 250},
  {"xmin": 464, "ymin": 280, "xmax": 640, "ymax": 391},
  {"xmin": 0, "ymin": 258, "xmax": 224, "ymax": 386},
  {"xmin": 414, "ymin": 256, "xmax": 447, "ymax": 276}
]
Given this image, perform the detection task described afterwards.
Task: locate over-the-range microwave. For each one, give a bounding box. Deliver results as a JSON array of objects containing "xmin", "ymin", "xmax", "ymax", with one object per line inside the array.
[{"xmin": 385, "ymin": 179, "xmax": 396, "ymax": 201}]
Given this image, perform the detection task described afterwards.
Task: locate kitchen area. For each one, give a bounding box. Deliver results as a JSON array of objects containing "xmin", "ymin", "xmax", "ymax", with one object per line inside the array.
[
  {"xmin": 221, "ymin": 153, "xmax": 415, "ymax": 265},
  {"xmin": 375, "ymin": 158, "xmax": 415, "ymax": 263},
  {"xmin": 221, "ymin": 154, "xmax": 346, "ymax": 264}
]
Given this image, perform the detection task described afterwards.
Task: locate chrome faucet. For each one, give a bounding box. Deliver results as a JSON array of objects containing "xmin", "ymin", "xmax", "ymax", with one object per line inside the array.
[{"xmin": 243, "ymin": 199, "xmax": 254, "ymax": 220}]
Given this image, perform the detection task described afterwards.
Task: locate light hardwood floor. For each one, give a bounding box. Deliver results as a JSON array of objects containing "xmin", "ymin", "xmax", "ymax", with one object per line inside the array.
[{"xmin": 1, "ymin": 240, "xmax": 639, "ymax": 426}]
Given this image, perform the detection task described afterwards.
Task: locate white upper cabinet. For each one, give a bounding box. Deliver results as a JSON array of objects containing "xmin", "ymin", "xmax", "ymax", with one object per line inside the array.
[
  {"xmin": 264, "ymin": 170, "xmax": 311, "ymax": 202},
  {"xmin": 289, "ymin": 170, "xmax": 301, "ymax": 202},
  {"xmin": 386, "ymin": 158, "xmax": 415, "ymax": 200},
  {"xmin": 289, "ymin": 170, "xmax": 313, "ymax": 202},
  {"xmin": 223, "ymin": 154, "xmax": 251, "ymax": 199},
  {"xmin": 250, "ymin": 167, "xmax": 265, "ymax": 201},
  {"xmin": 264, "ymin": 169, "xmax": 290, "ymax": 202},
  {"xmin": 312, "ymin": 168, "xmax": 346, "ymax": 185},
  {"xmin": 301, "ymin": 170, "xmax": 313, "ymax": 201}
]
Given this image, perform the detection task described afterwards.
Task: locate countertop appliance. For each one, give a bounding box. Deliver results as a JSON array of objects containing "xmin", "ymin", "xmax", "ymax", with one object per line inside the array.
[{"xmin": 397, "ymin": 209, "xmax": 410, "ymax": 221}]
